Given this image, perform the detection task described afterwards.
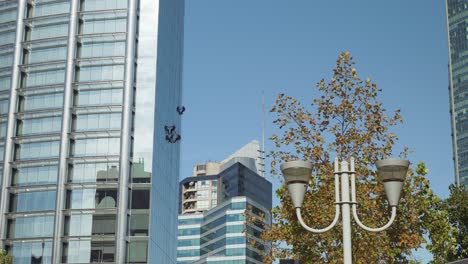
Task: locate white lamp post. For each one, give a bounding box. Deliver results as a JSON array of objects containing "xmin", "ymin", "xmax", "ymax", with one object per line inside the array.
[{"xmin": 280, "ymin": 157, "xmax": 409, "ymax": 264}]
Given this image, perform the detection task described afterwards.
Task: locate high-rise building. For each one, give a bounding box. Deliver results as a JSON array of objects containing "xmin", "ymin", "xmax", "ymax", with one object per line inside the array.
[
  {"xmin": 177, "ymin": 142, "xmax": 272, "ymax": 264},
  {"xmin": 0, "ymin": 0, "xmax": 184, "ymax": 262},
  {"xmin": 447, "ymin": 0, "xmax": 468, "ymax": 187}
]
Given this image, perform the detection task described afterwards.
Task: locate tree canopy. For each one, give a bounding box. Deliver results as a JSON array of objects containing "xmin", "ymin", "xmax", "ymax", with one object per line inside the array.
[{"xmin": 261, "ymin": 52, "xmax": 453, "ymax": 263}]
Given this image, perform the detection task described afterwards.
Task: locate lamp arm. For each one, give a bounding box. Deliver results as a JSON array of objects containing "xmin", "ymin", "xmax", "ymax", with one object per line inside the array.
[
  {"xmin": 350, "ymin": 173, "xmax": 397, "ymax": 232},
  {"xmin": 295, "ymin": 174, "xmax": 340, "ymax": 234}
]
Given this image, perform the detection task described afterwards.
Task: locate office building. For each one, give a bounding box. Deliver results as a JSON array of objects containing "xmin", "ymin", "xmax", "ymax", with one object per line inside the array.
[
  {"xmin": 447, "ymin": 0, "xmax": 468, "ymax": 187},
  {"xmin": 177, "ymin": 142, "xmax": 272, "ymax": 264},
  {"xmin": 179, "ymin": 140, "xmax": 268, "ymax": 215},
  {"xmin": 0, "ymin": 0, "xmax": 184, "ymax": 262}
]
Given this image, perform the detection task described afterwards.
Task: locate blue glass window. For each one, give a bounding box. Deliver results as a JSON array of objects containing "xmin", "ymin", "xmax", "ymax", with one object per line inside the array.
[
  {"xmin": 0, "ymin": 53, "xmax": 13, "ymax": 68},
  {"xmin": 226, "ymin": 236, "xmax": 245, "ymax": 245},
  {"xmin": 21, "ymin": 70, "xmax": 65, "ymax": 87},
  {"xmin": 76, "ymin": 89, "xmax": 122, "ymax": 106},
  {"xmin": 8, "ymin": 216, "xmax": 54, "ymax": 238},
  {"xmin": 72, "ymin": 138, "xmax": 120, "ymax": 156},
  {"xmin": 177, "ymin": 249, "xmax": 200, "ymax": 258},
  {"xmin": 67, "ymin": 189, "xmax": 118, "ymax": 209},
  {"xmin": 178, "ymin": 218, "xmax": 203, "ymax": 225},
  {"xmin": 0, "ymin": 30, "xmax": 15, "ymax": 45},
  {"xmin": 32, "ymin": 1, "xmax": 70, "ymax": 17},
  {"xmin": 226, "ymin": 225, "xmax": 244, "ymax": 234},
  {"xmin": 81, "ymin": 0, "xmax": 127, "ymax": 11},
  {"xmin": 65, "ymin": 214, "xmax": 116, "ymax": 236},
  {"xmin": 10, "ymin": 191, "xmax": 56, "ymax": 212},
  {"xmin": 0, "ymin": 122, "xmax": 6, "ymax": 138},
  {"xmin": 21, "ymin": 93, "xmax": 64, "ymax": 110},
  {"xmin": 76, "ymin": 65, "xmax": 124, "ymax": 82},
  {"xmin": 0, "ymin": 99, "xmax": 8, "ymax": 114},
  {"xmin": 178, "ymin": 239, "xmax": 200, "ymax": 247},
  {"xmin": 29, "ymin": 23, "xmax": 69, "ymax": 40},
  {"xmin": 79, "ymin": 41, "xmax": 125, "ymax": 58},
  {"xmin": 27, "ymin": 46, "xmax": 67, "ymax": 64},
  {"xmin": 178, "ymin": 228, "xmax": 200, "ymax": 236},
  {"xmin": 81, "ymin": 18, "xmax": 126, "ymax": 35},
  {"xmin": 0, "ymin": 7, "xmax": 17, "ymax": 24},
  {"xmin": 16, "ymin": 141, "xmax": 60, "ymax": 160},
  {"xmin": 12, "ymin": 166, "xmax": 58, "ymax": 186},
  {"xmin": 127, "ymin": 240, "xmax": 148, "ymax": 263},
  {"xmin": 63, "ymin": 241, "xmax": 115, "ymax": 263},
  {"xmin": 0, "ymin": 76, "xmax": 11, "ymax": 91},
  {"xmin": 74, "ymin": 113, "xmax": 121, "ymax": 131},
  {"xmin": 69, "ymin": 163, "xmax": 119, "ymax": 183},
  {"xmin": 18, "ymin": 117, "xmax": 62, "ymax": 135},
  {"xmin": 10, "ymin": 241, "xmax": 52, "ymax": 264}
]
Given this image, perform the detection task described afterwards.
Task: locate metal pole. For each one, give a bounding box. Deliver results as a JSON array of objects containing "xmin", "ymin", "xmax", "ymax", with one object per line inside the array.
[{"xmin": 340, "ymin": 160, "xmax": 353, "ymax": 264}]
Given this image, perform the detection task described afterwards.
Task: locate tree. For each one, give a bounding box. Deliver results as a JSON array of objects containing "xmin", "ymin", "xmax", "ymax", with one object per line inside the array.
[
  {"xmin": 262, "ymin": 52, "xmax": 453, "ymax": 263},
  {"xmin": 0, "ymin": 250, "xmax": 13, "ymax": 264},
  {"xmin": 439, "ymin": 185, "xmax": 468, "ymax": 261}
]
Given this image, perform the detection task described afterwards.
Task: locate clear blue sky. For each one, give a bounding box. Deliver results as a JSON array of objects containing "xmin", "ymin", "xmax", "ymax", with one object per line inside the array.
[{"xmin": 181, "ymin": 1, "xmax": 451, "ymax": 262}]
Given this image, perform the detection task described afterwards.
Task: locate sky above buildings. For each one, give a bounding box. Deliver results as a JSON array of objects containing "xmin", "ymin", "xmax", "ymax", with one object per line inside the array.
[
  {"xmin": 182, "ymin": 0, "xmax": 451, "ymax": 192},
  {"xmin": 181, "ymin": 1, "xmax": 449, "ymax": 262}
]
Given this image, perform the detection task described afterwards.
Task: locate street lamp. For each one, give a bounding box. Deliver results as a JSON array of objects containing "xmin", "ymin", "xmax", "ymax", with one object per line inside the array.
[{"xmin": 280, "ymin": 157, "xmax": 409, "ymax": 264}]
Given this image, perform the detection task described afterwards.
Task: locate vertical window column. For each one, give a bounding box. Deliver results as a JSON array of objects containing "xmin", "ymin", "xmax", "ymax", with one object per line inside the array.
[
  {"xmin": 0, "ymin": 0, "xmax": 27, "ymax": 244},
  {"xmin": 52, "ymin": 0, "xmax": 81, "ymax": 262},
  {"xmin": 115, "ymin": 0, "xmax": 138, "ymax": 261}
]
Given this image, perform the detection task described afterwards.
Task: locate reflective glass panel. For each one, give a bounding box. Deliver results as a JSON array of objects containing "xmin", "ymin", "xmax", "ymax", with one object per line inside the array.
[
  {"xmin": 127, "ymin": 240, "xmax": 148, "ymax": 263},
  {"xmin": 0, "ymin": 30, "xmax": 15, "ymax": 45},
  {"xmin": 10, "ymin": 191, "xmax": 56, "ymax": 212},
  {"xmin": 67, "ymin": 189, "xmax": 117, "ymax": 209},
  {"xmin": 32, "ymin": 1, "xmax": 70, "ymax": 17},
  {"xmin": 0, "ymin": 53, "xmax": 13, "ymax": 68},
  {"xmin": 72, "ymin": 138, "xmax": 120, "ymax": 156},
  {"xmin": 81, "ymin": 18, "xmax": 126, "ymax": 34},
  {"xmin": 79, "ymin": 41, "xmax": 125, "ymax": 58},
  {"xmin": 12, "ymin": 166, "xmax": 58, "ymax": 186},
  {"xmin": 65, "ymin": 214, "xmax": 116, "ymax": 236},
  {"xmin": 76, "ymin": 65, "xmax": 124, "ymax": 82},
  {"xmin": 0, "ymin": 99, "xmax": 9, "ymax": 114},
  {"xmin": 75, "ymin": 89, "xmax": 122, "ymax": 106},
  {"xmin": 7, "ymin": 216, "xmax": 54, "ymax": 238},
  {"xmin": 29, "ymin": 23, "xmax": 69, "ymax": 40},
  {"xmin": 0, "ymin": 7, "xmax": 17, "ymax": 24},
  {"xmin": 81, "ymin": 0, "xmax": 127, "ymax": 11},
  {"xmin": 16, "ymin": 141, "xmax": 60, "ymax": 160},
  {"xmin": 128, "ymin": 212, "xmax": 149, "ymax": 236},
  {"xmin": 74, "ymin": 113, "xmax": 121, "ymax": 131},
  {"xmin": 63, "ymin": 241, "xmax": 115, "ymax": 263},
  {"xmin": 10, "ymin": 241, "xmax": 52, "ymax": 264},
  {"xmin": 21, "ymin": 70, "xmax": 65, "ymax": 88},
  {"xmin": 26, "ymin": 46, "xmax": 67, "ymax": 64},
  {"xmin": 69, "ymin": 163, "xmax": 119, "ymax": 183},
  {"xmin": 0, "ymin": 76, "xmax": 11, "ymax": 91},
  {"xmin": 18, "ymin": 117, "xmax": 62, "ymax": 135}
]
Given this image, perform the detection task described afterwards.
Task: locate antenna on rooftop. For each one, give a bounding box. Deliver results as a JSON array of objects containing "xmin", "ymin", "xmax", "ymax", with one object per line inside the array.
[{"xmin": 261, "ymin": 91, "xmax": 266, "ymax": 177}]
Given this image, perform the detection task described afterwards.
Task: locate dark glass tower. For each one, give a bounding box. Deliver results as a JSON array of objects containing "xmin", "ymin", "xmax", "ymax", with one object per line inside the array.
[
  {"xmin": 177, "ymin": 145, "xmax": 272, "ymax": 264},
  {"xmin": 447, "ymin": 0, "xmax": 468, "ymax": 187},
  {"xmin": 0, "ymin": 0, "xmax": 184, "ymax": 262}
]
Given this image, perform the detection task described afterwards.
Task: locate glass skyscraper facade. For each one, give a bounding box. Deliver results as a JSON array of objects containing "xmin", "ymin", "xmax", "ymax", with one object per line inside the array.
[
  {"xmin": 447, "ymin": 0, "xmax": 468, "ymax": 187},
  {"xmin": 177, "ymin": 151, "xmax": 272, "ymax": 264},
  {"xmin": 0, "ymin": 0, "xmax": 184, "ymax": 262},
  {"xmin": 177, "ymin": 197, "xmax": 270, "ymax": 264}
]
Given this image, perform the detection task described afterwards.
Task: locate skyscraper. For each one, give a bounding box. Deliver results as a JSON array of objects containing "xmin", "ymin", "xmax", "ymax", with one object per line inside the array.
[
  {"xmin": 0, "ymin": 0, "xmax": 184, "ymax": 262},
  {"xmin": 446, "ymin": 0, "xmax": 468, "ymax": 187},
  {"xmin": 177, "ymin": 142, "xmax": 272, "ymax": 264}
]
